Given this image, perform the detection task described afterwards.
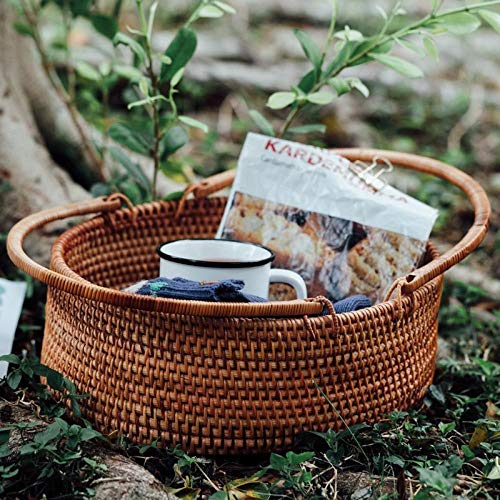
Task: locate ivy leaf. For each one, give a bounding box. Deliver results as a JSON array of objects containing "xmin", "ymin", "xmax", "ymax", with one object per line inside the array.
[
  {"xmin": 113, "ymin": 33, "xmax": 147, "ymax": 64},
  {"xmin": 248, "ymin": 110, "xmax": 275, "ymax": 136},
  {"xmin": 80, "ymin": 428, "xmax": 102, "ymax": 442},
  {"xmin": 0, "ymin": 354, "xmax": 20, "ymax": 365},
  {"xmin": 436, "ymin": 12, "xmax": 481, "ymax": 35},
  {"xmin": 178, "ymin": 115, "xmax": 209, "ymax": 133},
  {"xmin": 7, "ymin": 370, "xmax": 22, "ymax": 390},
  {"xmin": 423, "ymin": 36, "xmax": 439, "ymax": 61},
  {"xmin": 199, "ymin": 5, "xmax": 224, "ymax": 18},
  {"xmin": 90, "ymin": 14, "xmax": 118, "ymax": 40},
  {"xmin": 306, "ymin": 90, "xmax": 334, "ymax": 105},
  {"xmin": 159, "ymin": 126, "xmax": 189, "ymax": 160},
  {"xmin": 160, "ymin": 28, "xmax": 197, "ymax": 83},
  {"xmin": 370, "ymin": 53, "xmax": 423, "ymax": 78},
  {"xmin": 479, "ymin": 9, "xmax": 500, "ymax": 33},
  {"xmin": 34, "ymin": 422, "xmax": 62, "ymax": 446},
  {"xmin": 75, "ymin": 61, "xmax": 101, "ymax": 82},
  {"xmin": 293, "ymin": 29, "xmax": 322, "ymax": 70},
  {"xmin": 108, "ymin": 123, "xmax": 151, "ymax": 155},
  {"xmin": 266, "ymin": 91, "xmax": 296, "ymax": 110}
]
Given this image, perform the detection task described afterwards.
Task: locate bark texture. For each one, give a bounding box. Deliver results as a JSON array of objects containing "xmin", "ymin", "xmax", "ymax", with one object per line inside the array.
[{"xmin": 0, "ymin": 3, "xmax": 90, "ymax": 261}]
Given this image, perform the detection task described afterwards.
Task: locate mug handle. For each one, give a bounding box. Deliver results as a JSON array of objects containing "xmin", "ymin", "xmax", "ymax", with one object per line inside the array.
[{"xmin": 269, "ymin": 269, "xmax": 307, "ymax": 300}]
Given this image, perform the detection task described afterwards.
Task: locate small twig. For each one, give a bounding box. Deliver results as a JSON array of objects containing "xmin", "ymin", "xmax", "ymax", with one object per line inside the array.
[{"xmin": 20, "ymin": 0, "xmax": 105, "ymax": 181}]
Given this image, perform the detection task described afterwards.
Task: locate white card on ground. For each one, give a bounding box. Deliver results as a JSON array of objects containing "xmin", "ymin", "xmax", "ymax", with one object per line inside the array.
[{"xmin": 0, "ymin": 278, "xmax": 27, "ymax": 378}]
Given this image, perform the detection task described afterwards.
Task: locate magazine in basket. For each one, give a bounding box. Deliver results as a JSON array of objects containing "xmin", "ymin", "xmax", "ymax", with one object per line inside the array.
[{"xmin": 217, "ymin": 133, "xmax": 438, "ymax": 304}]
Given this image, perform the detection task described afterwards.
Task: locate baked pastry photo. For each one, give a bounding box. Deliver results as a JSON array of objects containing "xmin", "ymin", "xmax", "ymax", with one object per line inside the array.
[{"xmin": 220, "ymin": 192, "xmax": 426, "ymax": 303}]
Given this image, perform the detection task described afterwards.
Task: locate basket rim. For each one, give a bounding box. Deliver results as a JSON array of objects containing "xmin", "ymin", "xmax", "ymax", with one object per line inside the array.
[
  {"xmin": 7, "ymin": 148, "xmax": 490, "ymax": 318},
  {"xmin": 49, "ymin": 196, "xmax": 442, "ymax": 319}
]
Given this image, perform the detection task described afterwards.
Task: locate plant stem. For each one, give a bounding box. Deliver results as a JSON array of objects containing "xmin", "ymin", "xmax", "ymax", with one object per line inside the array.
[
  {"xmin": 21, "ymin": 0, "xmax": 105, "ymax": 181},
  {"xmin": 185, "ymin": 0, "xmax": 207, "ymax": 29},
  {"xmin": 278, "ymin": 0, "xmax": 500, "ymax": 135}
]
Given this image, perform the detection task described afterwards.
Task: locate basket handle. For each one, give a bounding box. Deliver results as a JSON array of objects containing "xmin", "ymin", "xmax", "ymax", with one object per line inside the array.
[
  {"xmin": 7, "ymin": 194, "xmax": 327, "ymax": 317},
  {"xmin": 184, "ymin": 148, "xmax": 490, "ymax": 294},
  {"xmin": 7, "ymin": 195, "xmax": 126, "ymax": 290}
]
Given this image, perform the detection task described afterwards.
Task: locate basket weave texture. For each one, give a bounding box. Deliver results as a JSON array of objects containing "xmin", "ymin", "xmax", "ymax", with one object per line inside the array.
[{"xmin": 7, "ymin": 149, "xmax": 490, "ymax": 455}]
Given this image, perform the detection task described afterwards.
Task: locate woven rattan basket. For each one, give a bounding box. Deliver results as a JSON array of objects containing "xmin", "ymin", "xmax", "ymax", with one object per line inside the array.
[{"xmin": 7, "ymin": 149, "xmax": 490, "ymax": 455}]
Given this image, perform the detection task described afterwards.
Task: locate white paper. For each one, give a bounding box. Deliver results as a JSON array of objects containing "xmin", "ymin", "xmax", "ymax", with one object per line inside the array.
[
  {"xmin": 217, "ymin": 133, "xmax": 438, "ymax": 241},
  {"xmin": 0, "ymin": 278, "xmax": 27, "ymax": 378}
]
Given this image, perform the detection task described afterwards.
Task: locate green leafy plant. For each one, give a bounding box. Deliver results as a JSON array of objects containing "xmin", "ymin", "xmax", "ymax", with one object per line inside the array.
[
  {"xmin": 109, "ymin": 0, "xmax": 234, "ymax": 199},
  {"xmin": 0, "ymin": 354, "xmax": 106, "ymax": 498},
  {"xmin": 251, "ymin": 0, "xmax": 500, "ymax": 138}
]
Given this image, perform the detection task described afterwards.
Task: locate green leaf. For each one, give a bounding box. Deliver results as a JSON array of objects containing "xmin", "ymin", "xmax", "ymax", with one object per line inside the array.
[
  {"xmin": 334, "ymin": 27, "xmax": 364, "ymax": 42},
  {"xmin": 487, "ymin": 457, "xmax": 500, "ymax": 480},
  {"xmin": 0, "ymin": 354, "xmax": 20, "ymax": 365},
  {"xmin": 90, "ymin": 14, "xmax": 118, "ymax": 40},
  {"xmin": 7, "ymin": 370, "xmax": 22, "ymax": 390},
  {"xmin": 293, "ymin": 29, "xmax": 322, "ymax": 69},
  {"xmin": 248, "ymin": 110, "xmax": 274, "ymax": 136},
  {"xmin": 159, "ymin": 126, "xmax": 189, "ymax": 160},
  {"xmin": 397, "ymin": 38, "xmax": 426, "ymax": 57},
  {"xmin": 479, "ymin": 9, "xmax": 500, "ymax": 33},
  {"xmin": 288, "ymin": 124, "xmax": 326, "ymax": 135},
  {"xmin": 13, "ymin": 21, "xmax": 34, "ymax": 38},
  {"xmin": 80, "ymin": 428, "xmax": 102, "ymax": 441},
  {"xmin": 286, "ymin": 451, "xmax": 315, "ymax": 465},
  {"xmin": 306, "ymin": 90, "xmax": 334, "ymax": 105},
  {"xmin": 108, "ymin": 123, "xmax": 151, "ymax": 155},
  {"xmin": 423, "ymin": 36, "xmax": 439, "ymax": 61},
  {"xmin": 139, "ymin": 78, "xmax": 150, "ymax": 96},
  {"xmin": 199, "ymin": 5, "xmax": 224, "ymax": 18},
  {"xmin": 75, "ymin": 61, "xmax": 101, "ymax": 82},
  {"xmin": 109, "ymin": 147, "xmax": 151, "ymax": 193},
  {"xmin": 113, "ymin": 32, "xmax": 147, "ymax": 64},
  {"xmin": 34, "ymin": 422, "xmax": 62, "ymax": 446},
  {"xmin": 349, "ymin": 77, "xmax": 369, "ymax": 97},
  {"xmin": 46, "ymin": 368, "xmax": 63, "ymax": 391},
  {"xmin": 113, "ymin": 64, "xmax": 144, "ymax": 82},
  {"xmin": 163, "ymin": 190, "xmax": 184, "ymax": 201},
  {"xmin": 436, "ymin": 12, "xmax": 481, "ymax": 35},
  {"xmin": 213, "ymin": 1, "xmax": 236, "ymax": 15},
  {"xmin": 370, "ymin": 53, "xmax": 423, "ymax": 78},
  {"xmin": 438, "ymin": 421, "xmax": 456, "ymax": 435},
  {"xmin": 178, "ymin": 115, "xmax": 208, "ymax": 133},
  {"xmin": 170, "ymin": 68, "xmax": 185, "ymax": 87},
  {"xmin": 329, "ymin": 77, "xmax": 350, "ymax": 96},
  {"xmin": 147, "ymin": 1, "xmax": 158, "ymax": 42},
  {"xmin": 417, "ymin": 467, "xmax": 456, "ymax": 496},
  {"xmin": 298, "ymin": 69, "xmax": 316, "ymax": 93},
  {"xmin": 266, "ymin": 91, "xmax": 296, "ymax": 110},
  {"xmin": 0, "ymin": 443, "xmax": 12, "ymax": 459},
  {"xmin": 160, "ymin": 28, "xmax": 197, "ymax": 83},
  {"xmin": 269, "ymin": 453, "xmax": 288, "ymax": 471}
]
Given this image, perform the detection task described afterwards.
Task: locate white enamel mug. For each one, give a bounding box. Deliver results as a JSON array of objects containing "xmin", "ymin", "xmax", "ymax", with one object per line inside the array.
[{"xmin": 157, "ymin": 239, "xmax": 307, "ymax": 300}]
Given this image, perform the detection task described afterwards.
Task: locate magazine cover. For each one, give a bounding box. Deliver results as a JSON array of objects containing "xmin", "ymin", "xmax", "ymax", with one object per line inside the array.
[{"xmin": 217, "ymin": 134, "xmax": 438, "ymax": 303}]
